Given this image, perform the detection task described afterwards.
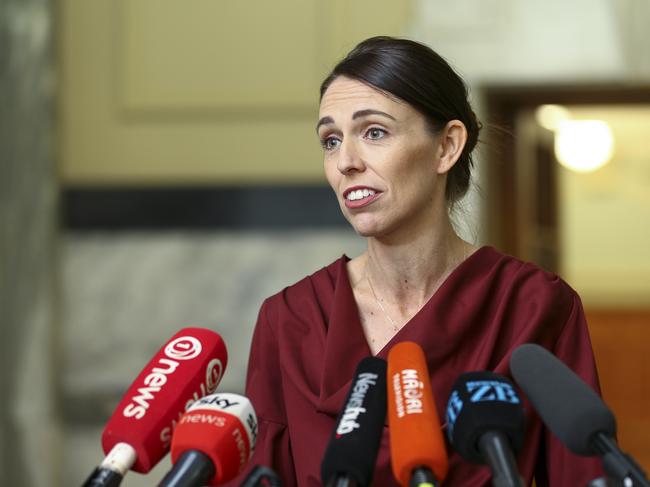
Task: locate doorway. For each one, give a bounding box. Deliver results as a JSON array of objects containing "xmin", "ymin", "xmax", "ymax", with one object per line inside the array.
[{"xmin": 484, "ymin": 85, "xmax": 650, "ymax": 469}]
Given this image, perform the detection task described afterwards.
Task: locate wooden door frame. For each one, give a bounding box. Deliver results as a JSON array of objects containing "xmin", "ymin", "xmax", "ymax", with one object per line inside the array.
[{"xmin": 482, "ymin": 84, "xmax": 650, "ymax": 258}]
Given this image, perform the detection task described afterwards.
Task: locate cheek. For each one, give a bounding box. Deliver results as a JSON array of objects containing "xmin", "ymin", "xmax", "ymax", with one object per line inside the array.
[
  {"xmin": 388, "ymin": 137, "xmax": 436, "ymax": 173},
  {"xmin": 393, "ymin": 153, "xmax": 435, "ymax": 186},
  {"xmin": 323, "ymin": 159, "xmax": 339, "ymax": 190},
  {"xmin": 391, "ymin": 156, "xmax": 438, "ymax": 203}
]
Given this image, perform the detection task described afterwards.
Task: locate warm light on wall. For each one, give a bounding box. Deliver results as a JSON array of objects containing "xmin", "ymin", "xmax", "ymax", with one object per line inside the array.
[
  {"xmin": 554, "ymin": 119, "xmax": 614, "ymax": 173},
  {"xmin": 535, "ymin": 104, "xmax": 571, "ymax": 131},
  {"xmin": 535, "ymin": 105, "xmax": 615, "ymax": 173}
]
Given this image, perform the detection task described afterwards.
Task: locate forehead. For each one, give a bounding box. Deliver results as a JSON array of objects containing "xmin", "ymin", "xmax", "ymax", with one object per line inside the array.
[{"xmin": 319, "ymin": 76, "xmax": 406, "ymax": 118}]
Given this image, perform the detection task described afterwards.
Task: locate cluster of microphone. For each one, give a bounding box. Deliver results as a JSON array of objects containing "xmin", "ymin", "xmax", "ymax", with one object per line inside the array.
[
  {"xmin": 80, "ymin": 327, "xmax": 649, "ymax": 487},
  {"xmin": 321, "ymin": 341, "xmax": 650, "ymax": 487},
  {"xmin": 81, "ymin": 327, "xmax": 280, "ymax": 487}
]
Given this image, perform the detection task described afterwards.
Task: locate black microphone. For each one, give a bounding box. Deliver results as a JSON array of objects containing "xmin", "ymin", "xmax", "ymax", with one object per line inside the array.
[
  {"xmin": 510, "ymin": 343, "xmax": 650, "ymax": 487},
  {"xmin": 239, "ymin": 465, "xmax": 282, "ymax": 487},
  {"xmin": 445, "ymin": 371, "xmax": 526, "ymax": 487},
  {"xmin": 320, "ymin": 357, "xmax": 387, "ymax": 487},
  {"xmin": 586, "ymin": 477, "xmax": 613, "ymax": 487}
]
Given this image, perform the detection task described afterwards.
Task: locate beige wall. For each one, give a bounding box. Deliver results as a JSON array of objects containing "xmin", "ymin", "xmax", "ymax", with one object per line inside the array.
[
  {"xmin": 559, "ymin": 106, "xmax": 650, "ymax": 307},
  {"xmin": 58, "ymin": 0, "xmax": 411, "ymax": 185}
]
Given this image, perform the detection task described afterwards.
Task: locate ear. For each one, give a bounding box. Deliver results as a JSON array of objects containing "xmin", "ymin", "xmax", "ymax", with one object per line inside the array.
[{"xmin": 436, "ymin": 120, "xmax": 468, "ymax": 174}]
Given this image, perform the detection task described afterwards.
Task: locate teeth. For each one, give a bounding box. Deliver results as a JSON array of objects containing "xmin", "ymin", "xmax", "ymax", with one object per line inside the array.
[{"xmin": 346, "ymin": 189, "xmax": 376, "ymax": 201}]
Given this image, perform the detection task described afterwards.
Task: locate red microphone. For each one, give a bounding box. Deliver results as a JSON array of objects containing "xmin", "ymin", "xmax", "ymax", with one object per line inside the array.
[
  {"xmin": 82, "ymin": 327, "xmax": 227, "ymax": 486},
  {"xmin": 387, "ymin": 341, "xmax": 448, "ymax": 487},
  {"xmin": 158, "ymin": 393, "xmax": 258, "ymax": 486}
]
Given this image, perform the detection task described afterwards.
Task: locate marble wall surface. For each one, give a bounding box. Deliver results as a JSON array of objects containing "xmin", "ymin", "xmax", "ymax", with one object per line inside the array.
[
  {"xmin": 0, "ymin": 0, "xmax": 60, "ymax": 486},
  {"xmin": 61, "ymin": 230, "xmax": 365, "ymax": 485}
]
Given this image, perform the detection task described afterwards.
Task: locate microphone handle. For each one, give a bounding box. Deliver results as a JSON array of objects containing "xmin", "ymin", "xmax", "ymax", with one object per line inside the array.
[
  {"xmin": 409, "ymin": 466, "xmax": 440, "ymax": 487},
  {"xmin": 586, "ymin": 477, "xmax": 615, "ymax": 487},
  {"xmin": 240, "ymin": 466, "xmax": 282, "ymax": 487},
  {"xmin": 593, "ymin": 433, "xmax": 650, "ymax": 487},
  {"xmin": 81, "ymin": 467, "xmax": 123, "ymax": 487},
  {"xmin": 82, "ymin": 442, "xmax": 136, "ymax": 486},
  {"xmin": 158, "ymin": 450, "xmax": 216, "ymax": 487},
  {"xmin": 478, "ymin": 431, "xmax": 525, "ymax": 487},
  {"xmin": 325, "ymin": 474, "xmax": 360, "ymax": 487}
]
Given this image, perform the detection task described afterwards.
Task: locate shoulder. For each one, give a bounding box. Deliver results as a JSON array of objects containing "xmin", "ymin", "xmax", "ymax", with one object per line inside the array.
[
  {"xmin": 465, "ymin": 246, "xmax": 582, "ymax": 328},
  {"xmin": 476, "ymin": 246, "xmax": 577, "ymax": 298},
  {"xmin": 458, "ymin": 247, "xmax": 590, "ymax": 360},
  {"xmin": 259, "ymin": 255, "xmax": 347, "ymax": 324}
]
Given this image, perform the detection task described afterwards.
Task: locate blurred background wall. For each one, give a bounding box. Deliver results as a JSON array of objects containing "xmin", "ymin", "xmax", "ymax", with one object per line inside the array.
[
  {"xmin": 1, "ymin": 0, "xmax": 60, "ymax": 486},
  {"xmin": 1, "ymin": 0, "xmax": 649, "ymax": 485}
]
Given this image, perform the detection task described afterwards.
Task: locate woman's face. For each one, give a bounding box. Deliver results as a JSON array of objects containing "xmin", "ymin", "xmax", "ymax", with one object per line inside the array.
[{"xmin": 318, "ymin": 76, "xmax": 449, "ymax": 238}]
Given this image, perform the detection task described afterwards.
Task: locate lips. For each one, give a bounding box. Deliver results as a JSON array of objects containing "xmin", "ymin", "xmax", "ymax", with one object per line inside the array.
[{"xmin": 343, "ymin": 186, "xmax": 383, "ymax": 209}]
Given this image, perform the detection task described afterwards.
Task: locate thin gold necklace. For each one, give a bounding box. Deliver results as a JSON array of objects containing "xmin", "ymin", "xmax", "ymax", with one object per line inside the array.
[
  {"xmin": 366, "ymin": 271, "xmax": 400, "ymax": 331},
  {"xmin": 364, "ymin": 244, "xmax": 471, "ymax": 332}
]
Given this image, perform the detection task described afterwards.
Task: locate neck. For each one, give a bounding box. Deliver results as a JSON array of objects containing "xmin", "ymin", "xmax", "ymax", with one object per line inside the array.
[{"xmin": 364, "ymin": 215, "xmax": 471, "ymax": 308}]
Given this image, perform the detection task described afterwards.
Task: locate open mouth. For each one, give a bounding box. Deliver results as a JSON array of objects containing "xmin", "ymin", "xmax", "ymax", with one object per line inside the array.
[{"xmin": 343, "ymin": 187, "xmax": 382, "ymax": 209}]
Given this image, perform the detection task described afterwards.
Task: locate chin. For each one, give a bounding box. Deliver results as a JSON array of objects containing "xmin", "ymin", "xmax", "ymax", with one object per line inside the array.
[
  {"xmin": 354, "ymin": 227, "xmax": 378, "ymax": 238},
  {"xmin": 346, "ymin": 215, "xmax": 389, "ymax": 238}
]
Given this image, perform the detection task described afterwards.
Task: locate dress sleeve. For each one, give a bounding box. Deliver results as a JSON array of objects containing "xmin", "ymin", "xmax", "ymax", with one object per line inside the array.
[
  {"xmin": 226, "ymin": 299, "xmax": 297, "ymax": 486},
  {"xmin": 535, "ymin": 290, "xmax": 605, "ymax": 486}
]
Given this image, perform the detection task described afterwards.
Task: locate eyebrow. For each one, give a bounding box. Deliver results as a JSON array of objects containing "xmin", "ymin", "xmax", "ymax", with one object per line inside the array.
[{"xmin": 315, "ymin": 109, "xmax": 396, "ymax": 133}]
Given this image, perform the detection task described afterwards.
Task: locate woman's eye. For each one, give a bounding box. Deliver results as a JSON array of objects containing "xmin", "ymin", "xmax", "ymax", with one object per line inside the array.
[
  {"xmin": 321, "ymin": 136, "xmax": 341, "ymax": 151},
  {"xmin": 366, "ymin": 127, "xmax": 387, "ymax": 140}
]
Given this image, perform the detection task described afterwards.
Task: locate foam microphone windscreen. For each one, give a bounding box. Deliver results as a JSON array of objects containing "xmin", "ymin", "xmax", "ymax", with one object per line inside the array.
[
  {"xmin": 509, "ymin": 343, "xmax": 616, "ymax": 456},
  {"xmin": 170, "ymin": 393, "xmax": 258, "ymax": 485},
  {"xmin": 445, "ymin": 371, "xmax": 525, "ymax": 463},
  {"xmin": 101, "ymin": 327, "xmax": 228, "ymax": 472},
  {"xmin": 387, "ymin": 341, "xmax": 448, "ymax": 486},
  {"xmin": 321, "ymin": 357, "xmax": 387, "ymax": 487}
]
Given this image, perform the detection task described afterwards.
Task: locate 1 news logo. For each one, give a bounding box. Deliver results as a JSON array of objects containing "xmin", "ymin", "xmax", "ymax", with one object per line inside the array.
[
  {"xmin": 123, "ymin": 336, "xmax": 202, "ymax": 420},
  {"xmin": 117, "ymin": 333, "xmax": 226, "ymax": 449},
  {"xmin": 164, "ymin": 336, "xmax": 202, "ymax": 360}
]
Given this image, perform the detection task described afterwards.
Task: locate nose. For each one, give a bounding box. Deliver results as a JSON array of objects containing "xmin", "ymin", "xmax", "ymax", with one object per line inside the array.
[{"xmin": 337, "ymin": 139, "xmax": 366, "ymax": 175}]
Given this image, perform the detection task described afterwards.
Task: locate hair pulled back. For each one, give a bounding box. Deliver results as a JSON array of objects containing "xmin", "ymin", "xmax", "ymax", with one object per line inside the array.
[{"xmin": 320, "ymin": 36, "xmax": 481, "ymax": 204}]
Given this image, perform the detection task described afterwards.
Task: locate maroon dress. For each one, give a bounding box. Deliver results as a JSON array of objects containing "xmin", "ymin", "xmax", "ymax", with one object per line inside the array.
[{"xmin": 235, "ymin": 246, "xmax": 604, "ymax": 486}]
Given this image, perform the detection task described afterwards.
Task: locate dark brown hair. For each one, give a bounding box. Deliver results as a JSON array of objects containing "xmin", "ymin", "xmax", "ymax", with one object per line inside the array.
[{"xmin": 320, "ymin": 36, "xmax": 481, "ymax": 204}]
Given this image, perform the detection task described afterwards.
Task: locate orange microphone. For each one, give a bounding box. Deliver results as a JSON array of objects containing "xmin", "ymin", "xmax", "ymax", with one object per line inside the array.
[{"xmin": 387, "ymin": 341, "xmax": 448, "ymax": 487}]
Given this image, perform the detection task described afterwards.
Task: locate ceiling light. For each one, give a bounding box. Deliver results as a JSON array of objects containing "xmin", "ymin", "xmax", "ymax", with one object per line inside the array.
[
  {"xmin": 535, "ymin": 104, "xmax": 571, "ymax": 131},
  {"xmin": 554, "ymin": 120, "xmax": 614, "ymax": 172}
]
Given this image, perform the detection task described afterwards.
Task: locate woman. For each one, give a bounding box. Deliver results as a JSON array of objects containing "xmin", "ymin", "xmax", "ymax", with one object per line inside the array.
[{"xmin": 239, "ymin": 37, "xmax": 603, "ymax": 486}]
